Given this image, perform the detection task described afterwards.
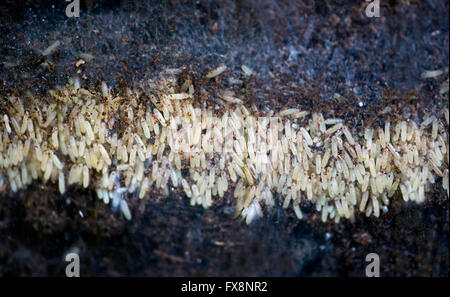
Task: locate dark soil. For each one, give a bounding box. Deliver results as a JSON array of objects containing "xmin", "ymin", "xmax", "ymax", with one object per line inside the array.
[{"xmin": 0, "ymin": 0, "xmax": 448, "ymax": 276}]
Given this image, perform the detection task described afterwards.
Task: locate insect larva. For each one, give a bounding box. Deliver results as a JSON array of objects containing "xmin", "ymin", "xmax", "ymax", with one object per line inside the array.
[
  {"xmin": 207, "ymin": 167, "xmax": 216, "ymax": 188},
  {"xmin": 281, "ymin": 136, "xmax": 289, "ymax": 155},
  {"xmin": 320, "ymin": 149, "xmax": 330, "ymax": 169},
  {"xmin": 27, "ymin": 118, "xmax": 34, "ymax": 134},
  {"xmin": 13, "ymin": 175, "xmax": 22, "ymax": 192},
  {"xmin": 119, "ymin": 145, "xmax": 127, "ymax": 162},
  {"xmin": 340, "ymin": 159, "xmax": 349, "ymax": 179},
  {"xmin": 331, "ymin": 137, "xmax": 338, "ymax": 158},
  {"xmin": 83, "ymin": 165, "xmax": 89, "ymax": 188},
  {"xmin": 43, "ymin": 157, "xmax": 53, "ymax": 182},
  {"xmin": 225, "ymin": 163, "xmax": 237, "ymax": 183},
  {"xmin": 181, "ymin": 178, "xmax": 192, "ymax": 198},
  {"xmin": 42, "ymin": 40, "xmax": 60, "ymax": 56},
  {"xmin": 10, "ymin": 178, "xmax": 18, "ymax": 192},
  {"xmin": 20, "ymin": 113, "xmax": 28, "ymax": 135},
  {"xmin": 20, "ymin": 164, "xmax": 28, "ymax": 186},
  {"xmin": 137, "ymin": 147, "xmax": 145, "ymax": 162},
  {"xmin": 17, "ymin": 141, "xmax": 24, "ymax": 163},
  {"xmin": 138, "ymin": 177, "xmax": 149, "ymax": 199},
  {"xmin": 10, "ymin": 117, "xmax": 20, "ymax": 134},
  {"xmin": 120, "ymin": 200, "xmax": 132, "ymax": 221},
  {"xmin": 58, "ymin": 171, "xmax": 65, "ymax": 194},
  {"xmin": 387, "ymin": 143, "xmax": 400, "ymax": 160},
  {"xmin": 206, "ymin": 64, "xmax": 227, "ymax": 78},
  {"xmin": 342, "ymin": 151, "xmax": 353, "ymax": 169},
  {"xmin": 432, "ymin": 118, "xmax": 438, "ymax": 140},
  {"xmin": 335, "ymin": 159, "xmax": 343, "ymax": 174},
  {"xmin": 325, "ymin": 118, "xmax": 343, "ymax": 125},
  {"xmin": 153, "ymin": 109, "xmax": 166, "ymax": 127},
  {"xmin": 68, "ymin": 165, "xmax": 79, "ymax": 185},
  {"xmin": 334, "ymin": 199, "xmax": 345, "ymax": 217},
  {"xmin": 244, "ymin": 166, "xmax": 254, "ymax": 186},
  {"xmin": 204, "ymin": 188, "xmax": 212, "ymax": 207},
  {"xmin": 305, "ymin": 181, "xmax": 312, "ymax": 200},
  {"xmin": 49, "ymin": 129, "xmax": 59, "ymax": 149},
  {"xmin": 105, "ymin": 172, "xmax": 115, "ymax": 191},
  {"xmin": 442, "ymin": 169, "xmax": 449, "ymax": 195},
  {"xmin": 241, "ymin": 65, "xmax": 254, "ymax": 76},
  {"xmin": 216, "ymin": 175, "xmax": 224, "ymax": 198},
  {"xmin": 318, "ymin": 113, "xmax": 326, "ymax": 133},
  {"xmin": 140, "ymin": 120, "xmax": 151, "ymax": 139},
  {"xmin": 99, "ymin": 122, "xmax": 106, "ymax": 144},
  {"xmin": 192, "ymin": 122, "xmax": 201, "ymax": 146},
  {"xmin": 341, "ymin": 198, "xmax": 350, "ymax": 219},
  {"xmin": 393, "ymin": 121, "xmax": 402, "ymax": 143},
  {"xmin": 109, "ymin": 133, "xmax": 118, "ymax": 149},
  {"xmin": 43, "ymin": 111, "xmax": 56, "ymax": 128},
  {"xmin": 232, "ymin": 161, "xmax": 244, "ymax": 178},
  {"xmin": 68, "ymin": 136, "xmax": 78, "ymax": 158},
  {"xmin": 51, "ymin": 153, "xmax": 63, "ymax": 170},
  {"xmin": 342, "ymin": 126, "xmax": 355, "ymax": 145},
  {"xmin": 429, "ymin": 159, "xmax": 443, "ymax": 176},
  {"xmin": 326, "ymin": 123, "xmax": 343, "ymax": 135},
  {"xmin": 361, "ymin": 173, "xmax": 370, "ymax": 192},
  {"xmin": 98, "ymin": 143, "xmax": 111, "ymax": 165},
  {"xmin": 293, "ymin": 111, "xmax": 309, "ymax": 119},
  {"xmin": 387, "ymin": 177, "xmax": 399, "ymax": 197},
  {"xmin": 240, "ymin": 186, "xmax": 254, "ymax": 209},
  {"xmin": 3, "ymin": 115, "xmax": 11, "ymax": 134},
  {"xmin": 368, "ymin": 158, "xmax": 376, "ymax": 177},
  {"xmin": 300, "ymin": 128, "xmax": 313, "ymax": 146},
  {"xmin": 313, "ymin": 154, "xmax": 321, "ymax": 175},
  {"xmin": 421, "ymin": 69, "xmax": 443, "ymax": 79},
  {"xmin": 282, "ymin": 191, "xmax": 291, "ymax": 209},
  {"xmin": 400, "ymin": 121, "xmax": 407, "ymax": 142},
  {"xmin": 276, "ymin": 174, "xmax": 286, "ymax": 193},
  {"xmin": 358, "ymin": 191, "xmax": 369, "ymax": 212},
  {"xmin": 129, "ymin": 145, "xmax": 137, "ymax": 166},
  {"xmin": 192, "ymin": 184, "xmax": 200, "ymax": 198},
  {"xmin": 170, "ymin": 168, "xmax": 178, "ymax": 187},
  {"xmin": 365, "ymin": 128, "xmax": 373, "ymax": 149},
  {"xmin": 84, "ymin": 120, "xmax": 94, "ymax": 142},
  {"xmin": 370, "ymin": 176, "xmax": 378, "ymax": 195},
  {"xmin": 167, "ymin": 93, "xmax": 192, "ymax": 100},
  {"xmin": 279, "ymin": 108, "xmax": 299, "ymax": 116},
  {"xmin": 34, "ymin": 143, "xmax": 43, "ymax": 161}
]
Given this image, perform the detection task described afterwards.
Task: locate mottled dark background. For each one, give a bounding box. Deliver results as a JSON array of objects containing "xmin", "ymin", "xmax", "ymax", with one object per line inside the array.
[{"xmin": 0, "ymin": 0, "xmax": 448, "ymax": 276}]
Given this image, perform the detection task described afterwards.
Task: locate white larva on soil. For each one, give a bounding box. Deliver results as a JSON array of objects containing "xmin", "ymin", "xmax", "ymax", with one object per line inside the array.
[
  {"xmin": 0, "ymin": 72, "xmax": 447, "ymax": 226},
  {"xmin": 279, "ymin": 108, "xmax": 299, "ymax": 116},
  {"xmin": 120, "ymin": 199, "xmax": 132, "ymax": 221},
  {"xmin": 58, "ymin": 171, "xmax": 65, "ymax": 194},
  {"xmin": 51, "ymin": 153, "xmax": 64, "ymax": 170},
  {"xmin": 42, "ymin": 40, "xmax": 61, "ymax": 56},
  {"xmin": 83, "ymin": 165, "xmax": 89, "ymax": 188},
  {"xmin": 166, "ymin": 93, "xmax": 192, "ymax": 100},
  {"xmin": 241, "ymin": 65, "xmax": 254, "ymax": 76},
  {"xmin": 325, "ymin": 118, "xmax": 343, "ymax": 125},
  {"xmin": 421, "ymin": 69, "xmax": 443, "ymax": 79},
  {"xmin": 3, "ymin": 115, "xmax": 11, "ymax": 134}
]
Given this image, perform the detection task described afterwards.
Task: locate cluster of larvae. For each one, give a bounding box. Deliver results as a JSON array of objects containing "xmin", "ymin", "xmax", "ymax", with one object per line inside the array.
[{"xmin": 0, "ymin": 72, "xmax": 448, "ymax": 224}]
